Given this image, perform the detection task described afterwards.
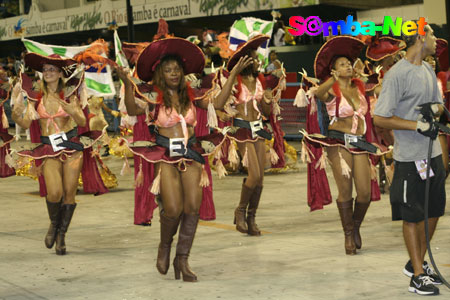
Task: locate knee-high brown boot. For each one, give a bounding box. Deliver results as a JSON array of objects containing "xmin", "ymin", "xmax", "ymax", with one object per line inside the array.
[
  {"xmin": 173, "ymin": 213, "xmax": 199, "ymax": 282},
  {"xmin": 247, "ymin": 185, "xmax": 263, "ymax": 236},
  {"xmin": 55, "ymin": 203, "xmax": 77, "ymax": 255},
  {"xmin": 234, "ymin": 179, "xmax": 254, "ymax": 234},
  {"xmin": 156, "ymin": 213, "xmax": 181, "ymax": 275},
  {"xmin": 337, "ymin": 199, "xmax": 356, "ymax": 255},
  {"xmin": 353, "ymin": 201, "xmax": 370, "ymax": 250},
  {"xmin": 45, "ymin": 200, "xmax": 62, "ymax": 249}
]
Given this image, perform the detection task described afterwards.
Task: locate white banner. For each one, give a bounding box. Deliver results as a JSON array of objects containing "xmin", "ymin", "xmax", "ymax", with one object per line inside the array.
[{"xmin": 0, "ymin": 0, "xmax": 318, "ymax": 41}]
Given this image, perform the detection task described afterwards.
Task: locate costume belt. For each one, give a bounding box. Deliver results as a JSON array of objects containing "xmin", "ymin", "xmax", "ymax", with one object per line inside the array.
[
  {"xmin": 40, "ymin": 128, "xmax": 84, "ymax": 151},
  {"xmin": 232, "ymin": 118, "xmax": 272, "ymax": 140},
  {"xmin": 149, "ymin": 126, "xmax": 205, "ymax": 164},
  {"xmin": 327, "ymin": 130, "xmax": 378, "ymax": 153}
]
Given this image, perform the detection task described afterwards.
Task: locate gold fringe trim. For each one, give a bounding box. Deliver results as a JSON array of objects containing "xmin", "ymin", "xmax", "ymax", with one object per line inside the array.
[
  {"xmin": 134, "ymin": 160, "xmax": 144, "ymax": 187},
  {"xmin": 215, "ymin": 159, "xmax": 228, "ymax": 178},
  {"xmin": 242, "ymin": 144, "xmax": 249, "ymax": 168},
  {"xmin": 269, "ymin": 144, "xmax": 279, "ymax": 165},
  {"xmin": 315, "ymin": 149, "xmax": 328, "ymax": 170},
  {"xmin": 150, "ymin": 167, "xmax": 162, "ymax": 195},
  {"xmin": 207, "ymin": 101, "xmax": 218, "ymax": 128},
  {"xmin": 338, "ymin": 150, "xmax": 351, "ymax": 178},
  {"xmin": 294, "ymin": 88, "xmax": 308, "ymax": 108},
  {"xmin": 2, "ymin": 109, "xmax": 9, "ymax": 129},
  {"xmin": 300, "ymin": 140, "xmax": 312, "ymax": 163},
  {"xmin": 228, "ymin": 141, "xmax": 239, "ymax": 167},
  {"xmin": 199, "ymin": 165, "xmax": 210, "ymax": 187},
  {"xmin": 120, "ymin": 157, "xmax": 132, "ymax": 176}
]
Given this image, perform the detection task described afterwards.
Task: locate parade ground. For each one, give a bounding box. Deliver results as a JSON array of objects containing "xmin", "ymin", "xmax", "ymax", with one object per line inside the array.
[{"xmin": 1, "ymin": 140, "xmax": 449, "ymax": 300}]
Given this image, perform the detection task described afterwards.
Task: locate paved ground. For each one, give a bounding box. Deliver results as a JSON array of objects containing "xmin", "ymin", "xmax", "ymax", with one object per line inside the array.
[{"xmin": 1, "ymin": 139, "xmax": 449, "ymax": 300}]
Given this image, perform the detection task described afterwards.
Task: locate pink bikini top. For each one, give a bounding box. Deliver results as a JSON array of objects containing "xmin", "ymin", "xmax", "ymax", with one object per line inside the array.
[
  {"xmin": 234, "ymin": 77, "xmax": 264, "ymax": 118},
  {"xmin": 37, "ymin": 100, "xmax": 70, "ymax": 133},
  {"xmin": 326, "ymin": 90, "xmax": 368, "ymax": 134},
  {"xmin": 153, "ymin": 102, "xmax": 197, "ymax": 146}
]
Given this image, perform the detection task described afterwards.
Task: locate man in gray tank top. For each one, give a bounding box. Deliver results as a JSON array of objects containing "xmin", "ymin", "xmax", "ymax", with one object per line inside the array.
[{"xmin": 374, "ymin": 25, "xmax": 445, "ymax": 296}]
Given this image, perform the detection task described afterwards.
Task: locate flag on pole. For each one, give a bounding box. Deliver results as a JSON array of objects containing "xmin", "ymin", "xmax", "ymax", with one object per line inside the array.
[
  {"xmin": 114, "ymin": 30, "xmax": 129, "ymax": 69},
  {"xmin": 22, "ymin": 38, "xmax": 116, "ymax": 98},
  {"xmin": 229, "ymin": 17, "xmax": 274, "ymax": 68}
]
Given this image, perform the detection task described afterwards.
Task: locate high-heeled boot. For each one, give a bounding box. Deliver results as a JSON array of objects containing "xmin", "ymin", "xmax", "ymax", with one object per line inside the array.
[
  {"xmin": 234, "ymin": 179, "xmax": 254, "ymax": 234},
  {"xmin": 247, "ymin": 185, "xmax": 263, "ymax": 236},
  {"xmin": 353, "ymin": 201, "xmax": 370, "ymax": 250},
  {"xmin": 156, "ymin": 213, "xmax": 180, "ymax": 275},
  {"xmin": 173, "ymin": 213, "xmax": 199, "ymax": 282},
  {"xmin": 45, "ymin": 200, "xmax": 61, "ymax": 249},
  {"xmin": 55, "ymin": 203, "xmax": 77, "ymax": 255},
  {"xmin": 337, "ymin": 199, "xmax": 356, "ymax": 255}
]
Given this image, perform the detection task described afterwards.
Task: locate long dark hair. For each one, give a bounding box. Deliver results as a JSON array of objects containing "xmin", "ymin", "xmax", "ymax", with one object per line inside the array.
[{"xmin": 152, "ymin": 55, "xmax": 190, "ymax": 115}]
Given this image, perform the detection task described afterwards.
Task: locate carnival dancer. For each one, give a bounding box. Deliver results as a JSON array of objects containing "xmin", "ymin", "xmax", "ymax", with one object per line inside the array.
[
  {"xmin": 0, "ymin": 68, "xmax": 15, "ymax": 177},
  {"xmin": 11, "ymin": 53, "xmax": 89, "ymax": 255},
  {"xmin": 364, "ymin": 37, "xmax": 406, "ymax": 192},
  {"xmin": 300, "ymin": 36, "xmax": 387, "ymax": 255},
  {"xmin": 424, "ymin": 38, "xmax": 449, "ymax": 175},
  {"xmin": 116, "ymin": 37, "xmax": 232, "ymax": 282},
  {"xmin": 211, "ymin": 35, "xmax": 279, "ymax": 236},
  {"xmin": 374, "ymin": 25, "xmax": 444, "ymax": 295}
]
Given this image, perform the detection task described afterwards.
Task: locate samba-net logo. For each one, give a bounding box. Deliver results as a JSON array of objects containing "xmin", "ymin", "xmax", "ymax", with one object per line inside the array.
[{"xmin": 288, "ymin": 16, "xmax": 427, "ymax": 37}]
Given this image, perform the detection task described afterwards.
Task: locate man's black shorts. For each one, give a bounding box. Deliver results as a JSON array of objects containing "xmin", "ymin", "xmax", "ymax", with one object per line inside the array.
[{"xmin": 390, "ymin": 155, "xmax": 446, "ymax": 223}]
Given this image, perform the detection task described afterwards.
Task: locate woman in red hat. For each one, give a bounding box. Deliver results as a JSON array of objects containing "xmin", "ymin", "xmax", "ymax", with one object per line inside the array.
[
  {"xmin": 213, "ymin": 35, "xmax": 277, "ymax": 236},
  {"xmin": 116, "ymin": 37, "xmax": 233, "ymax": 282},
  {"xmin": 424, "ymin": 38, "xmax": 450, "ymax": 175},
  {"xmin": 0, "ymin": 67, "xmax": 15, "ymax": 177},
  {"xmin": 11, "ymin": 53, "xmax": 87, "ymax": 255},
  {"xmin": 303, "ymin": 36, "xmax": 387, "ymax": 255}
]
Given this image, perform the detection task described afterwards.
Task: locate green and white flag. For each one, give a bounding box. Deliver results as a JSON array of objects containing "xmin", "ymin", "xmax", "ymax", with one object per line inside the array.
[
  {"xmin": 22, "ymin": 38, "xmax": 116, "ymax": 98},
  {"xmin": 229, "ymin": 17, "xmax": 274, "ymax": 68},
  {"xmin": 114, "ymin": 30, "xmax": 129, "ymax": 69}
]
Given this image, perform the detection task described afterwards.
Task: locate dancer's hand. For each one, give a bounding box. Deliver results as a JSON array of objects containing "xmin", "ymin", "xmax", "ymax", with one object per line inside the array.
[
  {"xmin": 58, "ymin": 94, "xmax": 80, "ymax": 116},
  {"xmin": 115, "ymin": 66, "xmax": 131, "ymax": 85},
  {"xmin": 230, "ymin": 55, "xmax": 254, "ymax": 77},
  {"xmin": 330, "ymin": 70, "xmax": 340, "ymax": 81}
]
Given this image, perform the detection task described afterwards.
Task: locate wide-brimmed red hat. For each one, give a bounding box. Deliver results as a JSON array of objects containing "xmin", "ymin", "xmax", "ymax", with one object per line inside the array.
[
  {"xmin": 136, "ymin": 37, "xmax": 205, "ymax": 82},
  {"xmin": 436, "ymin": 38, "xmax": 449, "ymax": 71},
  {"xmin": 24, "ymin": 53, "xmax": 78, "ymax": 77},
  {"xmin": 226, "ymin": 35, "xmax": 270, "ymax": 71},
  {"xmin": 366, "ymin": 37, "xmax": 405, "ymax": 61},
  {"xmin": 314, "ymin": 36, "xmax": 365, "ymax": 81}
]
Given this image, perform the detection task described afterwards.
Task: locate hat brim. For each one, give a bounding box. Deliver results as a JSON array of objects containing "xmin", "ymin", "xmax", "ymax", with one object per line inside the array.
[
  {"xmin": 366, "ymin": 37, "xmax": 405, "ymax": 62},
  {"xmin": 24, "ymin": 53, "xmax": 77, "ymax": 77},
  {"xmin": 436, "ymin": 39, "xmax": 448, "ymax": 71},
  {"xmin": 136, "ymin": 37, "xmax": 205, "ymax": 82},
  {"xmin": 314, "ymin": 36, "xmax": 365, "ymax": 81},
  {"xmin": 227, "ymin": 35, "xmax": 270, "ymax": 71}
]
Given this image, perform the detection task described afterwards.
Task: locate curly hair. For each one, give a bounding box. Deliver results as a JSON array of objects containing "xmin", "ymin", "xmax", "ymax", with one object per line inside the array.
[{"xmin": 152, "ymin": 55, "xmax": 190, "ymax": 115}]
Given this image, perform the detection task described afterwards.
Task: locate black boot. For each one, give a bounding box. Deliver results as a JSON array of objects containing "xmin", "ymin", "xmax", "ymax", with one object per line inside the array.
[
  {"xmin": 45, "ymin": 200, "xmax": 62, "ymax": 249},
  {"xmin": 247, "ymin": 185, "xmax": 263, "ymax": 236},
  {"xmin": 173, "ymin": 213, "xmax": 199, "ymax": 282},
  {"xmin": 156, "ymin": 213, "xmax": 181, "ymax": 275},
  {"xmin": 55, "ymin": 203, "xmax": 77, "ymax": 255}
]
